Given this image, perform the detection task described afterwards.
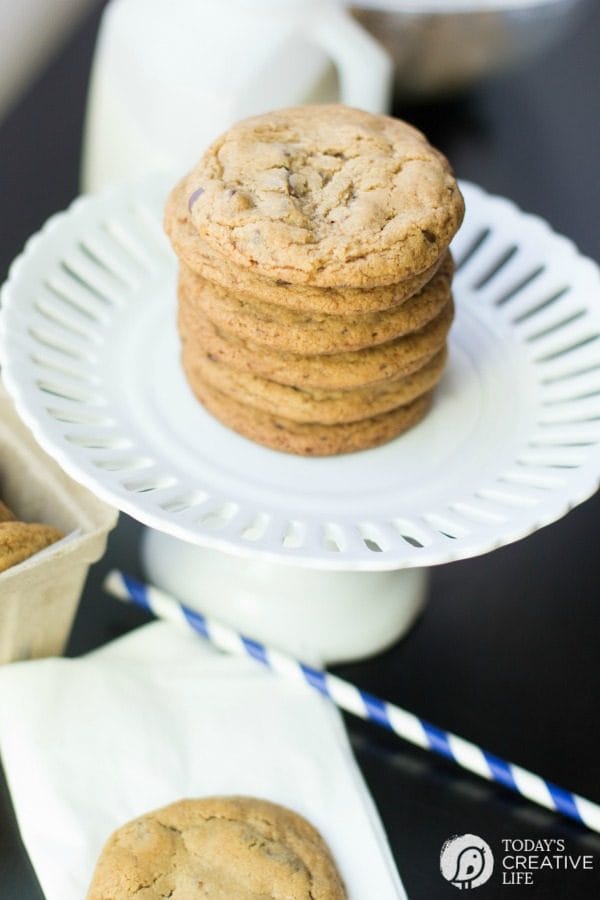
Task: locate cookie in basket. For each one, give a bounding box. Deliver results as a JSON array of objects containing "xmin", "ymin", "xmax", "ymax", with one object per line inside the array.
[{"xmin": 0, "ymin": 521, "xmax": 64, "ymax": 574}]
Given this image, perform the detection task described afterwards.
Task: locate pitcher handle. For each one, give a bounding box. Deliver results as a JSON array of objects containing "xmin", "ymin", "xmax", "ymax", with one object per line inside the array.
[{"xmin": 308, "ymin": 4, "xmax": 393, "ymax": 113}]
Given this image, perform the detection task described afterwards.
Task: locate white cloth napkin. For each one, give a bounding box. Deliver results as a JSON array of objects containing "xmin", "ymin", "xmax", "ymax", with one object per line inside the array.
[{"xmin": 0, "ymin": 622, "xmax": 406, "ymax": 899}]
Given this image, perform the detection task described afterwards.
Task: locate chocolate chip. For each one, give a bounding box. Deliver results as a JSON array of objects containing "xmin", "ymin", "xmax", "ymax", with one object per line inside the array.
[{"xmin": 188, "ymin": 187, "xmax": 205, "ymax": 211}]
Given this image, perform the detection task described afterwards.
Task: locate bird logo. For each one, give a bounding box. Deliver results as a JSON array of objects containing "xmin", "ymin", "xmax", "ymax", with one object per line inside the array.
[
  {"xmin": 450, "ymin": 844, "xmax": 486, "ymax": 889},
  {"xmin": 440, "ymin": 834, "xmax": 494, "ymax": 890}
]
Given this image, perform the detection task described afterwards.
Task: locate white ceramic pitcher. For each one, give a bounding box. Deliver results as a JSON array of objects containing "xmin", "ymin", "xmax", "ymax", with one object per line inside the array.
[{"xmin": 82, "ymin": 0, "xmax": 392, "ymax": 192}]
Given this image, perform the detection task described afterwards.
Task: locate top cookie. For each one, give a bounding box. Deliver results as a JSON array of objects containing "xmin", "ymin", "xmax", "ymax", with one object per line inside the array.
[
  {"xmin": 165, "ymin": 178, "xmax": 445, "ymax": 313},
  {"xmin": 181, "ymin": 105, "xmax": 464, "ymax": 288}
]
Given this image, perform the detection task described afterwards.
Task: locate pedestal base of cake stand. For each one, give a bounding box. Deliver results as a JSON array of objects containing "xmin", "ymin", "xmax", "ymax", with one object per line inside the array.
[{"xmin": 141, "ymin": 528, "xmax": 428, "ymax": 665}]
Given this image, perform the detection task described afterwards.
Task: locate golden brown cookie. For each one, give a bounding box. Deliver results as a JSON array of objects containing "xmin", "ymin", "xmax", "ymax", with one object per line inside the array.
[
  {"xmin": 176, "ymin": 105, "xmax": 464, "ymax": 288},
  {"xmin": 191, "ymin": 377, "xmax": 433, "ymax": 456},
  {"xmin": 178, "ymin": 254, "xmax": 453, "ymax": 354},
  {"xmin": 0, "ymin": 521, "xmax": 64, "ymax": 574},
  {"xmin": 0, "ymin": 499, "xmax": 16, "ymax": 523},
  {"xmin": 165, "ymin": 177, "xmax": 447, "ymax": 314},
  {"xmin": 178, "ymin": 297, "xmax": 454, "ymax": 391},
  {"xmin": 87, "ymin": 796, "xmax": 346, "ymax": 899},
  {"xmin": 184, "ymin": 345, "xmax": 447, "ymax": 425}
]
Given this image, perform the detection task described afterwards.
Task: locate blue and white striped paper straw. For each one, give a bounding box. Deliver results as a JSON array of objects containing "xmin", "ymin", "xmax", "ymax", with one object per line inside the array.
[{"xmin": 104, "ymin": 569, "xmax": 600, "ymax": 834}]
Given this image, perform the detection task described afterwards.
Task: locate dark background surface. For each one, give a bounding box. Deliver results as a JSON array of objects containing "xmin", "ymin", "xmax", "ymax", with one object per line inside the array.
[{"xmin": 1, "ymin": 3, "xmax": 599, "ymax": 898}]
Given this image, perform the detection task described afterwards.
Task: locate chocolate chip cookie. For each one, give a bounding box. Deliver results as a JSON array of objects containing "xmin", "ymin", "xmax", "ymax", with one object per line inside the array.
[
  {"xmin": 178, "ymin": 253, "xmax": 453, "ymax": 355},
  {"xmin": 165, "ymin": 177, "xmax": 446, "ymax": 314},
  {"xmin": 191, "ymin": 379, "xmax": 433, "ymax": 456},
  {"xmin": 184, "ymin": 346, "xmax": 447, "ymax": 425},
  {"xmin": 87, "ymin": 796, "xmax": 346, "ymax": 899},
  {"xmin": 178, "ymin": 105, "xmax": 464, "ymax": 288},
  {"xmin": 0, "ymin": 521, "xmax": 64, "ymax": 574},
  {"xmin": 178, "ymin": 298, "xmax": 454, "ymax": 391}
]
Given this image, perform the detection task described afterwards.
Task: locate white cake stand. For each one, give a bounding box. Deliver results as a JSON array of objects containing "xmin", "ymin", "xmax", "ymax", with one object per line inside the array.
[{"xmin": 1, "ymin": 176, "xmax": 599, "ymax": 662}]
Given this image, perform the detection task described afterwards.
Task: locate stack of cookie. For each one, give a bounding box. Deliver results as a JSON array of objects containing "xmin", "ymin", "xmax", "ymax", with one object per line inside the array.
[{"xmin": 165, "ymin": 105, "xmax": 464, "ymax": 456}]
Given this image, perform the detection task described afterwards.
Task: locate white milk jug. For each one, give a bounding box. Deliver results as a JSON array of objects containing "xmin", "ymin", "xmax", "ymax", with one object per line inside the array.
[{"xmin": 82, "ymin": 0, "xmax": 392, "ymax": 192}]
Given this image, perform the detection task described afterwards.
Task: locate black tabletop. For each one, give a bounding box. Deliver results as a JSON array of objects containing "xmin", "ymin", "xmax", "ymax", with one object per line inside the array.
[{"xmin": 1, "ymin": 4, "xmax": 599, "ymax": 898}]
